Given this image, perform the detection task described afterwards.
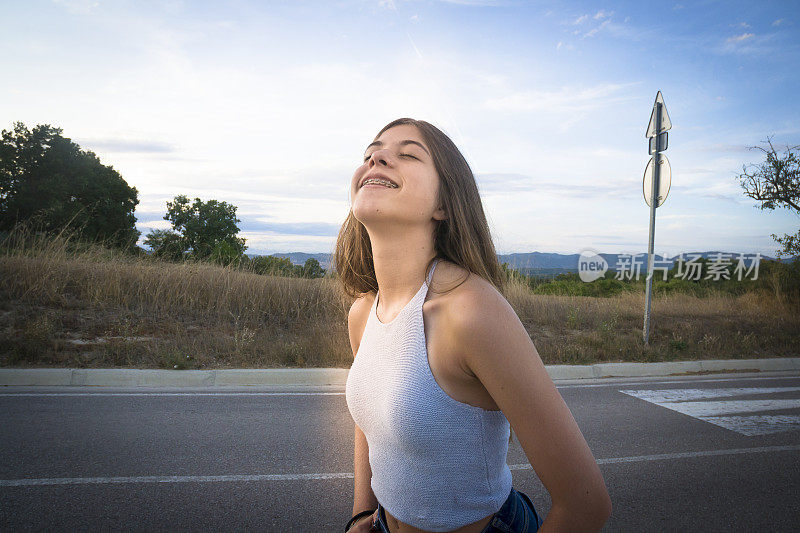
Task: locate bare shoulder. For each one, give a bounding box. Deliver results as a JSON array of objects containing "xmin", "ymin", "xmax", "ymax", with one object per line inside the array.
[
  {"xmin": 432, "ymin": 260, "xmax": 513, "ymax": 326},
  {"xmin": 438, "ymin": 267, "xmax": 538, "ymax": 377},
  {"xmin": 347, "ymin": 291, "xmax": 376, "ymax": 358},
  {"xmin": 348, "ymin": 289, "xmax": 376, "ymax": 319},
  {"xmin": 430, "ymin": 261, "xmax": 518, "ymax": 374}
]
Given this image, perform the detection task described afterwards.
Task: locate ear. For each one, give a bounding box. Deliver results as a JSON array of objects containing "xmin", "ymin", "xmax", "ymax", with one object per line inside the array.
[{"xmin": 433, "ymin": 206, "xmax": 448, "ymax": 221}]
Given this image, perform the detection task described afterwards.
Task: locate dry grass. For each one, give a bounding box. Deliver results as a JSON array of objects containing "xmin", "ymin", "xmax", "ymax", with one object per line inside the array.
[
  {"xmin": 504, "ymin": 279, "xmax": 799, "ymax": 364},
  {"xmin": 1, "ymin": 230, "xmax": 798, "ymax": 369}
]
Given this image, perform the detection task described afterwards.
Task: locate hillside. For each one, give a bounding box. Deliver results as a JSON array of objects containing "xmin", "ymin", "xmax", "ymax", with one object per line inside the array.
[
  {"xmin": 2, "ymin": 233, "xmax": 798, "ymax": 370},
  {"xmin": 263, "ymin": 250, "xmax": 794, "ymax": 274}
]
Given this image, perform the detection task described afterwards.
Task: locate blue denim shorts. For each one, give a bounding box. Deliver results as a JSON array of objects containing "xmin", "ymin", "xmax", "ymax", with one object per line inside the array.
[{"xmin": 373, "ymin": 487, "xmax": 543, "ymax": 532}]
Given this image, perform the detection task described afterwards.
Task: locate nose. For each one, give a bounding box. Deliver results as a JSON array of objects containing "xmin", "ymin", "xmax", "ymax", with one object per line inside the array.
[{"xmin": 366, "ymin": 148, "xmax": 392, "ymax": 167}]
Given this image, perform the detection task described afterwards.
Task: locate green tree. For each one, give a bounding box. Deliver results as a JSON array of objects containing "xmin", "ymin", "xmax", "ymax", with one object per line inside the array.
[
  {"xmin": 0, "ymin": 121, "xmax": 140, "ymax": 248},
  {"xmin": 243, "ymin": 254, "xmax": 294, "ymax": 276},
  {"xmin": 153, "ymin": 194, "xmax": 246, "ymax": 260},
  {"xmin": 209, "ymin": 239, "xmax": 244, "ymax": 266},
  {"xmin": 301, "ymin": 257, "xmax": 325, "ymax": 278},
  {"xmin": 142, "ymin": 228, "xmax": 186, "ymax": 261},
  {"xmin": 737, "ymin": 137, "xmax": 800, "ymax": 258}
]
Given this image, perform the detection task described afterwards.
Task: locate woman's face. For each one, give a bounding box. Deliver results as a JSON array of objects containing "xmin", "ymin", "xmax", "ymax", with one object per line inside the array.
[{"xmin": 350, "ymin": 123, "xmax": 445, "ymax": 228}]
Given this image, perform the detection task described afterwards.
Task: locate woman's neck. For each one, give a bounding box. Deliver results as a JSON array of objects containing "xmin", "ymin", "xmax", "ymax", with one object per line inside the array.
[{"xmin": 368, "ymin": 228, "xmax": 437, "ymax": 310}]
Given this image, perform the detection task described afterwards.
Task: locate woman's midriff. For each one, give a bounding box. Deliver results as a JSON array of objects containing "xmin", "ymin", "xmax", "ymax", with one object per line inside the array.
[{"xmin": 383, "ymin": 507, "xmax": 495, "ymax": 533}]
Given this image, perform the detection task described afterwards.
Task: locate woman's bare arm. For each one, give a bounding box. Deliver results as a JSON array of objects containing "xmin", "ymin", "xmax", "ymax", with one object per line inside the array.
[
  {"xmin": 353, "ymin": 424, "xmax": 378, "ymax": 515},
  {"xmin": 348, "ymin": 296, "xmax": 379, "ymax": 515},
  {"xmin": 443, "ymin": 284, "xmax": 612, "ymax": 532}
]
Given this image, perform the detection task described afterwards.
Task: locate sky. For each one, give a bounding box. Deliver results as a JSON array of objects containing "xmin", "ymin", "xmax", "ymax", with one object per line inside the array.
[{"xmin": 2, "ymin": 0, "xmax": 799, "ymax": 257}]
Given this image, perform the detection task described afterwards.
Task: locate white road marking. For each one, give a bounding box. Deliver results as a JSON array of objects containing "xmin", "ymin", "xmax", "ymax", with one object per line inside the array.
[
  {"xmin": 620, "ymin": 387, "xmax": 800, "ymax": 436},
  {"xmin": 0, "ymin": 392, "xmax": 346, "ymax": 397},
  {"xmin": 0, "ymin": 472, "xmax": 354, "ymax": 487},
  {"xmin": 617, "ymin": 387, "xmax": 800, "ymax": 402},
  {"xmin": 559, "ymin": 374, "xmax": 800, "ymax": 389},
  {"xmin": 1, "ymin": 374, "xmax": 798, "ymax": 397},
  {"xmin": 512, "ymin": 444, "xmax": 800, "ymax": 466},
  {"xmin": 2, "ymin": 445, "xmax": 798, "ymax": 487},
  {"xmin": 699, "ymin": 416, "xmax": 800, "ymax": 436},
  {"xmin": 646, "ymin": 399, "xmax": 800, "ymax": 417}
]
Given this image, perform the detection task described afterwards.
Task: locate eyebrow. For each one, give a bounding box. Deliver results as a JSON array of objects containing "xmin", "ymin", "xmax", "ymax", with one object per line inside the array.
[{"xmin": 364, "ymin": 139, "xmax": 431, "ymax": 157}]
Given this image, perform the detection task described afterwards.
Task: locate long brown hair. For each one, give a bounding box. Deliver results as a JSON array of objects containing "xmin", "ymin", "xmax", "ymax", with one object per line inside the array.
[
  {"xmin": 332, "ymin": 117, "xmax": 505, "ymax": 302},
  {"xmin": 334, "ymin": 118, "xmax": 514, "ymax": 444}
]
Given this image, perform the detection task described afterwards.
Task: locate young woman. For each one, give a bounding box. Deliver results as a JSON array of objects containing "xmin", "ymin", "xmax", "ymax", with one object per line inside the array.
[{"xmin": 336, "ymin": 118, "xmax": 611, "ymax": 533}]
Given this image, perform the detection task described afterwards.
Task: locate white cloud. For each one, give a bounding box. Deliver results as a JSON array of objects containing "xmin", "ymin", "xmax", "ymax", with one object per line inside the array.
[
  {"xmin": 438, "ymin": 0, "xmax": 508, "ymax": 5},
  {"xmin": 717, "ymin": 32, "xmax": 780, "ymax": 56},
  {"xmin": 692, "ymin": 143, "xmax": 753, "ymax": 153},
  {"xmin": 4, "ymin": 1, "xmax": 792, "ymax": 256},
  {"xmin": 584, "ymin": 19, "xmax": 610, "ymax": 38},
  {"xmin": 136, "ymin": 220, "xmax": 172, "ymax": 231},
  {"xmin": 476, "ymin": 172, "xmax": 640, "ymax": 200},
  {"xmin": 52, "ymin": 0, "xmax": 99, "ymax": 15},
  {"xmin": 726, "ymin": 32, "xmax": 754, "ymax": 43},
  {"xmin": 76, "ymin": 138, "xmax": 178, "ymax": 154},
  {"xmin": 484, "ymin": 82, "xmax": 640, "ymax": 113},
  {"xmin": 772, "ymin": 19, "xmax": 785, "ymax": 26}
]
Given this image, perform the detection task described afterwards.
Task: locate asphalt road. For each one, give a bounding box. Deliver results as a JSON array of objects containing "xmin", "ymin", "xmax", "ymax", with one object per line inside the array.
[{"xmin": 1, "ymin": 371, "xmax": 799, "ymax": 532}]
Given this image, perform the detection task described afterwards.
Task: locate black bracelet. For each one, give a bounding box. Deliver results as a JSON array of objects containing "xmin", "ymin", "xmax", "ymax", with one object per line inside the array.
[{"xmin": 345, "ymin": 508, "xmax": 376, "ymax": 532}]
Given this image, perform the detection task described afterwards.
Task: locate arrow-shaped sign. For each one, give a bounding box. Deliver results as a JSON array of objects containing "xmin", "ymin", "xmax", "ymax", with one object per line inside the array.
[{"xmin": 646, "ymin": 91, "xmax": 672, "ymax": 138}]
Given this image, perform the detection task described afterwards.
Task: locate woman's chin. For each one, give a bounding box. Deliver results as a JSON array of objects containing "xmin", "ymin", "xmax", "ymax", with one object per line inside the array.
[
  {"xmin": 352, "ymin": 210, "xmax": 408, "ymax": 229},
  {"xmin": 352, "ymin": 201, "xmax": 392, "ymax": 218}
]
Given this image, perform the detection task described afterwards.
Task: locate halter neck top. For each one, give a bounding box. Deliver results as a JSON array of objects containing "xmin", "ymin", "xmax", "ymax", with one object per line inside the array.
[{"xmin": 345, "ymin": 257, "xmax": 513, "ymax": 532}]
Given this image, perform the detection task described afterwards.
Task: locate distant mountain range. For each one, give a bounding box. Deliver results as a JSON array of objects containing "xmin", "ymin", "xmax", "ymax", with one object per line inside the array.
[{"xmin": 255, "ymin": 250, "xmax": 796, "ymax": 275}]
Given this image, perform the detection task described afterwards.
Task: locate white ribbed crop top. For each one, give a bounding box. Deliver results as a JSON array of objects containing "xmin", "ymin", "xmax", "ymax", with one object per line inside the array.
[{"xmin": 345, "ymin": 258, "xmax": 513, "ymax": 532}]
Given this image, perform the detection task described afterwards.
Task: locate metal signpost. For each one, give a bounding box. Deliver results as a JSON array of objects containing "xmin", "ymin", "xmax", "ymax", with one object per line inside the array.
[{"xmin": 642, "ymin": 91, "xmax": 672, "ymax": 344}]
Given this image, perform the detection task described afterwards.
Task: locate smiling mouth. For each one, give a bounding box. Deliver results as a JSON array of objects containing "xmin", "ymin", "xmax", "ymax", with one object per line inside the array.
[{"xmin": 361, "ymin": 177, "xmax": 399, "ymax": 188}]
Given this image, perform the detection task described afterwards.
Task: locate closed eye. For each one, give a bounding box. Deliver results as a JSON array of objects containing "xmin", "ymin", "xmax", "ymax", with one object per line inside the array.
[{"xmin": 362, "ymin": 153, "xmax": 419, "ymax": 162}]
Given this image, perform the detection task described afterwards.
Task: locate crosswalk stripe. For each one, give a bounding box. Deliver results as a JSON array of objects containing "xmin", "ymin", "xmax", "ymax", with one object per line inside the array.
[
  {"xmin": 2, "ymin": 445, "xmax": 798, "ymax": 487},
  {"xmin": 618, "ymin": 387, "xmax": 800, "ymax": 402},
  {"xmin": 620, "ymin": 387, "xmax": 800, "ymax": 436},
  {"xmin": 699, "ymin": 415, "xmax": 800, "ymax": 436}
]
